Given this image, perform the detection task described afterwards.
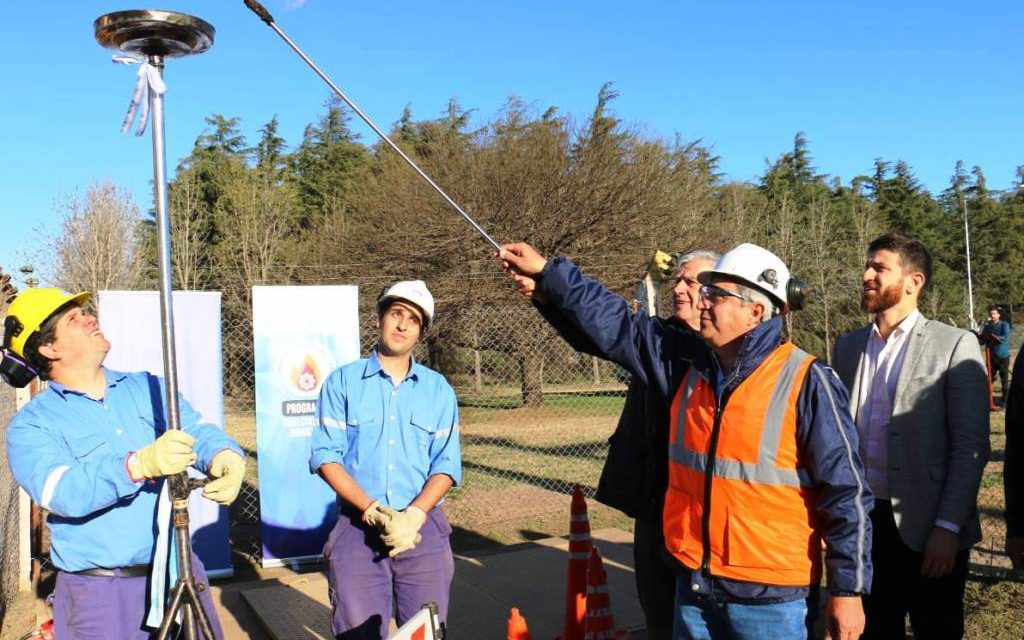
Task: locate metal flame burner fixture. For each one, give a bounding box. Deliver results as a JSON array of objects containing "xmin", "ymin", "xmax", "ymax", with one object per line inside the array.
[{"xmin": 94, "ymin": 10, "xmax": 214, "ymax": 58}]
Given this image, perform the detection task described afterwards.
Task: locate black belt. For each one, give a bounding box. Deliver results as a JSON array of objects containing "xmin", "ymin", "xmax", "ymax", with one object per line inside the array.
[{"xmin": 70, "ymin": 564, "xmax": 151, "ymax": 578}]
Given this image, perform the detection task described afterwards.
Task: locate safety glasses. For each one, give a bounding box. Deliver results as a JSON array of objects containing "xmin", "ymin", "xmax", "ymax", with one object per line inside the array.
[{"xmin": 699, "ymin": 284, "xmax": 752, "ymax": 305}]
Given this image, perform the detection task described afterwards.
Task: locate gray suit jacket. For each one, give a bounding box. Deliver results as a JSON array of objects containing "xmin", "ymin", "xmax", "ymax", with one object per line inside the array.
[{"xmin": 833, "ymin": 314, "xmax": 990, "ymax": 551}]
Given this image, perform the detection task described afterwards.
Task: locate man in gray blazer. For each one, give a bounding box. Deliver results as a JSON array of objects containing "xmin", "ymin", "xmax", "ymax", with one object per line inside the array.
[{"xmin": 833, "ymin": 232, "xmax": 989, "ymax": 640}]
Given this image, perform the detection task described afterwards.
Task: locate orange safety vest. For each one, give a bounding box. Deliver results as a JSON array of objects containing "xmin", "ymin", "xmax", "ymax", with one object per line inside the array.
[{"xmin": 663, "ymin": 341, "xmax": 822, "ymax": 586}]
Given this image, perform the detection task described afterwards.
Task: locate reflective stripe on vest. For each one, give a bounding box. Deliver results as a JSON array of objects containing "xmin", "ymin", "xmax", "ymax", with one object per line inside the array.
[{"xmin": 669, "ymin": 344, "xmax": 813, "ymax": 489}]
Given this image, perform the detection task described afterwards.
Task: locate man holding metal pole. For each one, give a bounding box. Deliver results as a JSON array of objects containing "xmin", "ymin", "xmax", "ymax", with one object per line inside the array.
[
  {"xmin": 310, "ymin": 280, "xmax": 461, "ymax": 640},
  {"xmin": 499, "ymin": 241, "xmax": 872, "ymax": 640},
  {"xmin": 1, "ymin": 287, "xmax": 246, "ymax": 639}
]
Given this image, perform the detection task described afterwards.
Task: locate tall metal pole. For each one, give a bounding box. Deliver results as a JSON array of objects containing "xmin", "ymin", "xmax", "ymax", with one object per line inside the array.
[
  {"xmin": 961, "ymin": 194, "xmax": 977, "ymax": 330},
  {"xmin": 95, "ymin": 11, "xmax": 218, "ymax": 640}
]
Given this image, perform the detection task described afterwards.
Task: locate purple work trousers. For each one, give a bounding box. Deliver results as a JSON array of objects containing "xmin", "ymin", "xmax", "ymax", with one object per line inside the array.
[
  {"xmin": 52, "ymin": 555, "xmax": 224, "ymax": 640},
  {"xmin": 325, "ymin": 506, "xmax": 454, "ymax": 639}
]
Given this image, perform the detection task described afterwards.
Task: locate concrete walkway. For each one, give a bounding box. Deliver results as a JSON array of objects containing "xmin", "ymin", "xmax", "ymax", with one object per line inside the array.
[{"xmin": 214, "ymin": 528, "xmax": 645, "ymax": 640}]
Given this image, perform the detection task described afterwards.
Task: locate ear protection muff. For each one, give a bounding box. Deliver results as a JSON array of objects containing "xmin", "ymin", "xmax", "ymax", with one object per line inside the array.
[
  {"xmin": 1, "ymin": 315, "xmax": 38, "ymax": 388},
  {"xmin": 786, "ymin": 276, "xmax": 809, "ymax": 312}
]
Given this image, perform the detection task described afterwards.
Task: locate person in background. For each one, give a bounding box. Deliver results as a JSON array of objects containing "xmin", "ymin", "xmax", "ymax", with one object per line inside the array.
[{"xmin": 980, "ymin": 305, "xmax": 1011, "ymax": 408}]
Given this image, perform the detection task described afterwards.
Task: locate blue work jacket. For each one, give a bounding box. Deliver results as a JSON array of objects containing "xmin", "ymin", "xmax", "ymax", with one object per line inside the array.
[
  {"xmin": 310, "ymin": 351, "xmax": 462, "ymax": 509},
  {"xmin": 6, "ymin": 369, "xmax": 242, "ymax": 572}
]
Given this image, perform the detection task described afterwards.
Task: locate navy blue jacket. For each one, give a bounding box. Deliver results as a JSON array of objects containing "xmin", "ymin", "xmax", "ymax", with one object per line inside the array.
[
  {"xmin": 536, "ymin": 300, "xmax": 678, "ymax": 521},
  {"xmin": 536, "ymin": 257, "xmax": 873, "ymax": 598}
]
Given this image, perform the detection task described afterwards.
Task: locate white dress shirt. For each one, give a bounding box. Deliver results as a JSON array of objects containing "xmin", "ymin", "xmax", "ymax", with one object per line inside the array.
[
  {"xmin": 855, "ymin": 308, "xmax": 959, "ymax": 533},
  {"xmin": 856, "ymin": 309, "xmax": 920, "ymax": 500}
]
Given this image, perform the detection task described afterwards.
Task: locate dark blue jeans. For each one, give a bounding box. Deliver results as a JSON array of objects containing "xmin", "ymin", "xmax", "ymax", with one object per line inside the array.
[{"xmin": 673, "ymin": 577, "xmax": 808, "ymax": 640}]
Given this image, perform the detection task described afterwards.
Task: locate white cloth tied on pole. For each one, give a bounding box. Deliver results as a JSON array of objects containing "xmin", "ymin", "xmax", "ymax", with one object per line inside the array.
[
  {"xmin": 146, "ymin": 480, "xmax": 180, "ymax": 629},
  {"xmin": 113, "ymin": 55, "xmax": 166, "ymax": 136}
]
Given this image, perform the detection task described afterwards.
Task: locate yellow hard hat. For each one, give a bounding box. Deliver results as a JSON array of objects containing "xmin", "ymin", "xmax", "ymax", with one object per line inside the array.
[{"xmin": 3, "ymin": 288, "xmax": 91, "ymax": 358}]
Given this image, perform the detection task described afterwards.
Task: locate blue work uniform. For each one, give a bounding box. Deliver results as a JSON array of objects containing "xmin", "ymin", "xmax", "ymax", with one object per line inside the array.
[
  {"xmin": 311, "ymin": 351, "xmax": 461, "ymax": 639},
  {"xmin": 6, "ymin": 368, "xmax": 242, "ymax": 639}
]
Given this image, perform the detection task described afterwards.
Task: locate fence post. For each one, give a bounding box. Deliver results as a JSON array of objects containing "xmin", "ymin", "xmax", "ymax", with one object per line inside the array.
[{"xmin": 14, "ymin": 385, "xmax": 32, "ymax": 591}]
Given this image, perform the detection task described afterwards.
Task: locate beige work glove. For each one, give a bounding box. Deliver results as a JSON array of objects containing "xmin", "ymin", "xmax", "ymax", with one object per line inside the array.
[
  {"xmin": 127, "ymin": 430, "xmax": 196, "ymax": 480},
  {"xmin": 203, "ymin": 450, "xmax": 246, "ymax": 505},
  {"xmin": 361, "ymin": 501, "xmax": 394, "ymax": 530},
  {"xmin": 381, "ymin": 506, "xmax": 427, "ymax": 557}
]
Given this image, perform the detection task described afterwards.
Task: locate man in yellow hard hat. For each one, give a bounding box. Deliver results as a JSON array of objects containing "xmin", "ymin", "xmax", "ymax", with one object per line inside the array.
[{"xmin": 1, "ymin": 288, "xmax": 245, "ymax": 639}]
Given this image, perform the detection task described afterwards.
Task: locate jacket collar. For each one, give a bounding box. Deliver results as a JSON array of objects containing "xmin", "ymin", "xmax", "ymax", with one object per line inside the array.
[{"xmin": 709, "ymin": 316, "xmax": 786, "ymax": 393}]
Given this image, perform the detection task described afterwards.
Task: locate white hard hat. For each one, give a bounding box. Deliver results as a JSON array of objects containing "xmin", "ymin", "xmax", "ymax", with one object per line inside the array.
[
  {"xmin": 698, "ymin": 243, "xmax": 790, "ymax": 307},
  {"xmin": 376, "ymin": 280, "xmax": 435, "ymax": 329}
]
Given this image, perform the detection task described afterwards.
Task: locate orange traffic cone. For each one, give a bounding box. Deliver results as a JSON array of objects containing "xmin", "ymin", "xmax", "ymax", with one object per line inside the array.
[
  {"xmin": 562, "ymin": 485, "xmax": 592, "ymax": 640},
  {"xmin": 583, "ymin": 548, "xmax": 616, "ymax": 640},
  {"xmin": 507, "ymin": 607, "xmax": 532, "ymax": 640}
]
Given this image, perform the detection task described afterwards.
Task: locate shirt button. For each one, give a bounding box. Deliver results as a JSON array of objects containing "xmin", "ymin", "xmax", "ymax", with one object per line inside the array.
[
  {"xmin": 691, "ymin": 583, "xmax": 700, "ymax": 592},
  {"xmin": 390, "ymin": 415, "xmax": 395, "ymax": 421},
  {"xmin": 391, "ymin": 391, "xmax": 396, "ymax": 397},
  {"xmin": 388, "ymin": 465, "xmax": 394, "ymax": 470},
  {"xmin": 389, "ymin": 439, "xmax": 395, "ymax": 445},
  {"xmin": 116, "ymin": 429, "xmax": 123, "ymax": 435}
]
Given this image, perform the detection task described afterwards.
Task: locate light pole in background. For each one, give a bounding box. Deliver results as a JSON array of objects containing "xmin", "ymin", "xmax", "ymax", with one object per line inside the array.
[{"xmin": 957, "ymin": 191, "xmax": 977, "ymax": 330}]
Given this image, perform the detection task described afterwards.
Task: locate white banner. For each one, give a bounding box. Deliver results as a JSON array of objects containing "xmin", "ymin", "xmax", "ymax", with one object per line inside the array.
[{"xmin": 98, "ymin": 290, "xmax": 232, "ymax": 577}]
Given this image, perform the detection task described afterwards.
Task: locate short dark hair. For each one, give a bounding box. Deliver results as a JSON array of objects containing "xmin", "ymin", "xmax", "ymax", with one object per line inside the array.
[
  {"xmin": 22, "ymin": 303, "xmax": 75, "ymax": 381},
  {"xmin": 868, "ymin": 232, "xmax": 932, "ymax": 290}
]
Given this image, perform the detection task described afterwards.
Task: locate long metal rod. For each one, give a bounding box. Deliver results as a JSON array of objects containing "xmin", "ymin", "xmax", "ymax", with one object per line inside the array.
[
  {"xmin": 149, "ymin": 55, "xmax": 210, "ymax": 640},
  {"xmin": 961, "ymin": 194, "xmax": 976, "ymax": 330},
  {"xmin": 243, "ymin": 0, "xmax": 501, "ymax": 251}
]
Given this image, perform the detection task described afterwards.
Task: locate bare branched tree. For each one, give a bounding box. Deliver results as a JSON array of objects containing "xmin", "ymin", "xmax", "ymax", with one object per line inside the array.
[{"xmin": 43, "ymin": 181, "xmax": 144, "ymax": 293}]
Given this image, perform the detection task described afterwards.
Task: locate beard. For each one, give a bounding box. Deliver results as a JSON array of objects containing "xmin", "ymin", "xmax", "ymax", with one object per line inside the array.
[{"xmin": 861, "ymin": 283, "xmax": 903, "ymax": 313}]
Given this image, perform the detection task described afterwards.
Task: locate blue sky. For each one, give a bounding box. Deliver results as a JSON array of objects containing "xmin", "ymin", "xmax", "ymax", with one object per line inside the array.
[{"xmin": 2, "ymin": 1, "xmax": 1021, "ymax": 282}]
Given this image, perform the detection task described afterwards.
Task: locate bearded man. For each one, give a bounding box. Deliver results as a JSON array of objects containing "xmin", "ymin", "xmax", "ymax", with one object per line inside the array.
[{"xmin": 832, "ymin": 232, "xmax": 989, "ymax": 639}]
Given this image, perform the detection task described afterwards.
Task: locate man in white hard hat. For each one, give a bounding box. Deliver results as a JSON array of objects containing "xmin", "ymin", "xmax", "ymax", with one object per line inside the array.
[
  {"xmin": 499, "ymin": 242, "xmax": 872, "ymax": 640},
  {"xmin": 1, "ymin": 288, "xmax": 245, "ymax": 639},
  {"xmin": 310, "ymin": 280, "xmax": 462, "ymax": 639},
  {"xmin": 832, "ymin": 232, "xmax": 989, "ymax": 639},
  {"xmin": 531, "ymin": 249, "xmax": 718, "ymax": 640}
]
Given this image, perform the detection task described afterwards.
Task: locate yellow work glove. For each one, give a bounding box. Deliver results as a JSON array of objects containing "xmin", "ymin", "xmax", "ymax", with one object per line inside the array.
[
  {"xmin": 203, "ymin": 450, "xmax": 246, "ymax": 505},
  {"xmin": 648, "ymin": 249, "xmax": 675, "ymax": 279},
  {"xmin": 381, "ymin": 506, "xmax": 427, "ymax": 557},
  {"xmin": 127, "ymin": 430, "xmax": 196, "ymax": 480}
]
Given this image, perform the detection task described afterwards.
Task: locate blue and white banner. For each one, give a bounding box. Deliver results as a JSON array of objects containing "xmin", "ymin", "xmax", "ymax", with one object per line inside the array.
[
  {"xmin": 98, "ymin": 290, "xmax": 233, "ymax": 577},
  {"xmin": 252, "ymin": 285, "xmax": 361, "ymax": 567}
]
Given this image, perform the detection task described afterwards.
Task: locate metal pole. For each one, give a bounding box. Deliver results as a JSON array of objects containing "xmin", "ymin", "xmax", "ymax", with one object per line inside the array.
[
  {"xmin": 148, "ymin": 55, "xmax": 212, "ymax": 640},
  {"xmin": 148, "ymin": 55, "xmax": 184, "ymax": 431},
  {"xmin": 243, "ymin": 0, "xmax": 501, "ymax": 252},
  {"xmin": 961, "ymin": 194, "xmax": 977, "ymax": 330}
]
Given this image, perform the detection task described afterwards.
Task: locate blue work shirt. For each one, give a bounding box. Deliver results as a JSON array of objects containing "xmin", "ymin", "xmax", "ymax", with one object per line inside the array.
[
  {"xmin": 5, "ymin": 368, "xmax": 242, "ymax": 572},
  {"xmin": 310, "ymin": 351, "xmax": 461, "ymax": 509}
]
